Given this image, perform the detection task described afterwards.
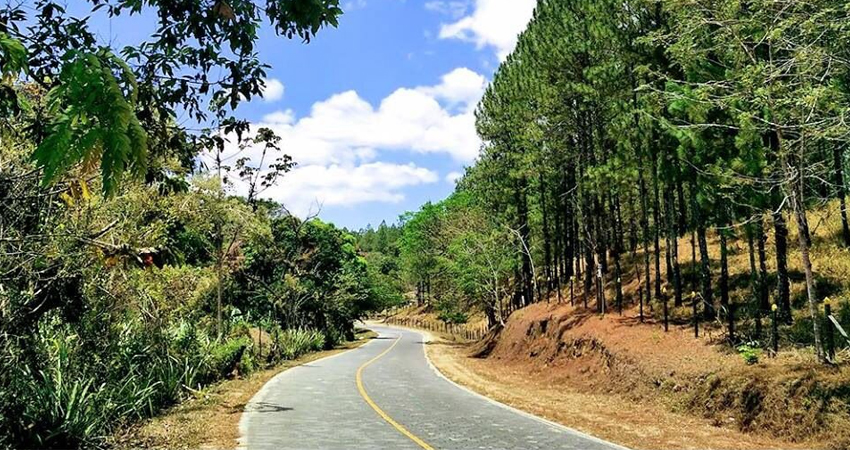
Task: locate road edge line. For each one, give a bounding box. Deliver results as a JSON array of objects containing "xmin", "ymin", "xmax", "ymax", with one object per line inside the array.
[
  {"xmin": 382, "ymin": 323, "xmax": 631, "ymax": 450},
  {"xmin": 237, "ymin": 336, "xmax": 380, "ymax": 450}
]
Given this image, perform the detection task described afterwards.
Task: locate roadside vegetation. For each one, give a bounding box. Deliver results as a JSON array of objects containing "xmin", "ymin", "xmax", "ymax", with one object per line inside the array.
[
  {"xmin": 0, "ymin": 2, "xmax": 402, "ymax": 449},
  {"xmin": 109, "ymin": 328, "xmax": 376, "ymax": 450}
]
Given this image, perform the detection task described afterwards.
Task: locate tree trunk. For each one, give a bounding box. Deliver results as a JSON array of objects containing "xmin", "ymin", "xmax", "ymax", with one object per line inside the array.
[
  {"xmin": 834, "ymin": 144, "xmax": 850, "ymax": 247},
  {"xmin": 691, "ymin": 230, "xmax": 697, "ymax": 292},
  {"xmin": 789, "ymin": 166, "xmax": 824, "ymax": 362},
  {"xmin": 666, "ymin": 186, "xmax": 683, "ymax": 307},
  {"xmin": 719, "ymin": 223, "xmax": 731, "ymax": 340},
  {"xmin": 747, "ymin": 226, "xmax": 761, "ymax": 339},
  {"xmin": 652, "ymin": 149, "xmax": 663, "ymax": 299},
  {"xmin": 757, "ymin": 219, "xmax": 770, "ymax": 338},
  {"xmin": 638, "ymin": 155, "xmax": 653, "ymax": 313},
  {"xmin": 539, "ymin": 173, "xmax": 553, "ymax": 298},
  {"xmin": 517, "ymin": 176, "xmax": 533, "ymax": 306},
  {"xmin": 612, "ymin": 194, "xmax": 624, "ymax": 314},
  {"xmin": 773, "ymin": 210, "xmax": 791, "ymax": 323},
  {"xmin": 697, "ymin": 225, "xmax": 713, "ymax": 321}
]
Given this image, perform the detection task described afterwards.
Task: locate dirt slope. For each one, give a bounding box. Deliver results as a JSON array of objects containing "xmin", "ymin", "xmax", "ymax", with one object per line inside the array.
[{"xmin": 428, "ymin": 302, "xmax": 850, "ymax": 450}]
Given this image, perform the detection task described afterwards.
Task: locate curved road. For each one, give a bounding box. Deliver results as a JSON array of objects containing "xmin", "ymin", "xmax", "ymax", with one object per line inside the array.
[{"xmin": 239, "ymin": 324, "xmax": 626, "ymax": 450}]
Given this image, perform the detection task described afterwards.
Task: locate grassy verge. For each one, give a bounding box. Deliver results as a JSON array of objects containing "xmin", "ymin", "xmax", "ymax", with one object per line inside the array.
[{"xmin": 108, "ymin": 328, "xmax": 377, "ymax": 450}]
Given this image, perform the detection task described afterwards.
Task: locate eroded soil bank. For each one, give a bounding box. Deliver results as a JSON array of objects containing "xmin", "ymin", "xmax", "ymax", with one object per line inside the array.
[{"xmin": 422, "ymin": 303, "xmax": 849, "ymax": 450}]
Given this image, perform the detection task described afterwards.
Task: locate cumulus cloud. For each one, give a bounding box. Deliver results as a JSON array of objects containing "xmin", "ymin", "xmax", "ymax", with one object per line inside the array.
[
  {"xmin": 266, "ymin": 162, "xmax": 438, "ymax": 218},
  {"xmin": 445, "ymin": 171, "xmax": 463, "ymax": 184},
  {"xmin": 417, "ymin": 67, "xmax": 487, "ymax": 112},
  {"xmin": 261, "ymin": 78, "xmax": 285, "ymax": 102},
  {"xmin": 207, "ymin": 68, "xmax": 487, "ymax": 217},
  {"xmin": 436, "ymin": 0, "xmax": 536, "ymax": 60}
]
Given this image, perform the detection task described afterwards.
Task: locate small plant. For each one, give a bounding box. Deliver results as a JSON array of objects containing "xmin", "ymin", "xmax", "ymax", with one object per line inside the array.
[
  {"xmin": 438, "ymin": 310, "xmax": 468, "ymax": 324},
  {"xmin": 737, "ymin": 343, "xmax": 762, "ymax": 365}
]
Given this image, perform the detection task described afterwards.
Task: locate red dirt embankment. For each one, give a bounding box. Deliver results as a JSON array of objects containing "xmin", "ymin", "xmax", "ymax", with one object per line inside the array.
[{"xmin": 433, "ymin": 301, "xmax": 850, "ymax": 450}]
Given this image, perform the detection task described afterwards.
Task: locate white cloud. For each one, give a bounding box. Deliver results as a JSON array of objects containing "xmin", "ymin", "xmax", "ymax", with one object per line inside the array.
[
  {"xmin": 417, "ymin": 67, "xmax": 487, "ymax": 112},
  {"xmin": 424, "ymin": 1, "xmax": 469, "ymax": 19},
  {"xmin": 437, "ymin": 0, "xmax": 536, "ymax": 60},
  {"xmin": 261, "ymin": 78, "xmax": 285, "ymax": 102},
  {"xmin": 262, "ymin": 109, "xmax": 295, "ymax": 124},
  {"xmin": 445, "ymin": 171, "xmax": 463, "ymax": 184},
  {"xmin": 266, "ymin": 162, "xmax": 438, "ymax": 217},
  {"xmin": 207, "ymin": 68, "xmax": 487, "ymax": 217}
]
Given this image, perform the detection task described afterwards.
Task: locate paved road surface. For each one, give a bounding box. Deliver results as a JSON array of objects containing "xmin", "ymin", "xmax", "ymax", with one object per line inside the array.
[{"xmin": 239, "ymin": 324, "xmax": 627, "ymax": 450}]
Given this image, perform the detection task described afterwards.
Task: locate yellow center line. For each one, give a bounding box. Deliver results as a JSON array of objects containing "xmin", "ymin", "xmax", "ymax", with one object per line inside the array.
[{"xmin": 356, "ymin": 334, "xmax": 435, "ymax": 450}]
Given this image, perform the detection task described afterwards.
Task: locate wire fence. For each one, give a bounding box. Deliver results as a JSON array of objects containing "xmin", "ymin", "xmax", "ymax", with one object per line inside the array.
[{"xmin": 383, "ymin": 315, "xmax": 490, "ymax": 341}]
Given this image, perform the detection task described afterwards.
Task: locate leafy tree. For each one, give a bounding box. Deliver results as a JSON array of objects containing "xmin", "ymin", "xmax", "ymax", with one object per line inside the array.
[{"xmin": 0, "ymin": 0, "xmax": 341, "ymax": 194}]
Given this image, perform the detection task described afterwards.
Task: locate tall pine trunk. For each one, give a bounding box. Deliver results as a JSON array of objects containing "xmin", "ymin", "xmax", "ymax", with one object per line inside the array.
[
  {"xmin": 719, "ymin": 225, "xmax": 732, "ymax": 342},
  {"xmin": 517, "ymin": 176, "xmax": 533, "ymax": 307},
  {"xmin": 539, "ymin": 173, "xmax": 553, "ymax": 298},
  {"xmin": 639, "ymin": 154, "xmax": 652, "ymax": 315},
  {"xmin": 666, "ymin": 185, "xmax": 683, "ymax": 307},
  {"xmin": 652, "ymin": 149, "xmax": 663, "ymax": 299},
  {"xmin": 773, "ymin": 210, "xmax": 791, "ymax": 323},
  {"xmin": 757, "ymin": 219, "xmax": 770, "ymax": 339},
  {"xmin": 786, "ymin": 149, "xmax": 823, "ymax": 362},
  {"xmin": 692, "ymin": 189, "xmax": 713, "ymax": 320},
  {"xmin": 833, "ymin": 144, "xmax": 850, "ymax": 247}
]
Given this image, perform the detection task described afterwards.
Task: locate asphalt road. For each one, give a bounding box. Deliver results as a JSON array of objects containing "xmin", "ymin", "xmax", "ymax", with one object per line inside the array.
[{"xmin": 239, "ymin": 324, "xmax": 627, "ymax": 450}]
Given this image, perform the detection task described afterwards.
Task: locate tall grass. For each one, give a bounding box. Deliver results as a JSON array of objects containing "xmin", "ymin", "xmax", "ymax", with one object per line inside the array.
[
  {"xmin": 0, "ymin": 316, "xmax": 337, "ymax": 448},
  {"xmin": 271, "ymin": 328, "xmax": 326, "ymax": 361},
  {"xmin": 0, "ymin": 315, "xmax": 264, "ymax": 448}
]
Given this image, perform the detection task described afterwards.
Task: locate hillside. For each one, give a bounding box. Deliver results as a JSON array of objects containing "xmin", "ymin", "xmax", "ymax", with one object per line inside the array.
[{"xmin": 390, "ymin": 203, "xmax": 850, "ymax": 450}]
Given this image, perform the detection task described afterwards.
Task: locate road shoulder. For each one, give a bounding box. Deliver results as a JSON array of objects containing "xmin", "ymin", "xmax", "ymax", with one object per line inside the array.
[{"xmin": 109, "ymin": 330, "xmax": 377, "ymax": 450}]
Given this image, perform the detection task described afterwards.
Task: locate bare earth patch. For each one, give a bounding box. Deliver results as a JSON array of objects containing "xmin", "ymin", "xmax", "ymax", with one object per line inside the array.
[
  {"xmin": 109, "ymin": 329, "xmax": 377, "ymax": 450},
  {"xmin": 424, "ymin": 327, "xmax": 821, "ymax": 450}
]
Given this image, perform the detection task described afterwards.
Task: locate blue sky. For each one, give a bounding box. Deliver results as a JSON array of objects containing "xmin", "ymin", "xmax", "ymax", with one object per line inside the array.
[{"xmin": 85, "ymin": 0, "xmax": 537, "ymax": 230}]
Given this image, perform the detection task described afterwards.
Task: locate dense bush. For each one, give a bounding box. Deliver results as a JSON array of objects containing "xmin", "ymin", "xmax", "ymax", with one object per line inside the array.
[{"xmin": 0, "ymin": 147, "xmax": 388, "ymax": 448}]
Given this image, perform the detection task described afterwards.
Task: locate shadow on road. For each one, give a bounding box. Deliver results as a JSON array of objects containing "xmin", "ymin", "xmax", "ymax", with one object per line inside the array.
[{"xmin": 247, "ymin": 402, "xmax": 294, "ymax": 413}]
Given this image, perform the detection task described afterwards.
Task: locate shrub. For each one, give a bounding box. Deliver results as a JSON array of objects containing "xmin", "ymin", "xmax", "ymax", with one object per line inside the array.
[
  {"xmin": 208, "ymin": 337, "xmax": 251, "ymax": 379},
  {"xmin": 737, "ymin": 343, "xmax": 761, "ymax": 365},
  {"xmin": 275, "ymin": 329, "xmax": 325, "ymax": 360},
  {"xmin": 438, "ymin": 310, "xmax": 468, "ymax": 324},
  {"xmin": 238, "ymin": 350, "xmax": 256, "ymax": 376}
]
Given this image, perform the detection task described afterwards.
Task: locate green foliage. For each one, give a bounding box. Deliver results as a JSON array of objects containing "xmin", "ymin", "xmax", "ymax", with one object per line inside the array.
[
  {"xmin": 0, "ymin": 2, "xmax": 367, "ymax": 448},
  {"xmin": 737, "ymin": 343, "xmax": 762, "ymax": 365},
  {"xmin": 32, "ymin": 50, "xmax": 148, "ymax": 196},
  {"xmin": 273, "ymin": 329, "xmax": 325, "ymax": 360},
  {"xmin": 437, "ymin": 309, "xmax": 468, "ymax": 325},
  {"xmin": 208, "ymin": 337, "xmax": 251, "ymax": 378},
  {"xmin": 0, "ymin": 0, "xmax": 342, "ymax": 194},
  {"xmin": 397, "ymin": 190, "xmax": 516, "ymax": 324},
  {"xmin": 1, "ymin": 127, "xmax": 384, "ymax": 448},
  {"xmin": 0, "ymin": 33, "xmax": 27, "ymax": 76}
]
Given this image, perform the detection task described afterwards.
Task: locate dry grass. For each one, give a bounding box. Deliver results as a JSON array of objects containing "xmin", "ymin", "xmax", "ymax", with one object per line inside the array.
[
  {"xmin": 426, "ymin": 333, "xmax": 820, "ymax": 450},
  {"xmin": 108, "ymin": 328, "xmax": 377, "ymax": 450}
]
